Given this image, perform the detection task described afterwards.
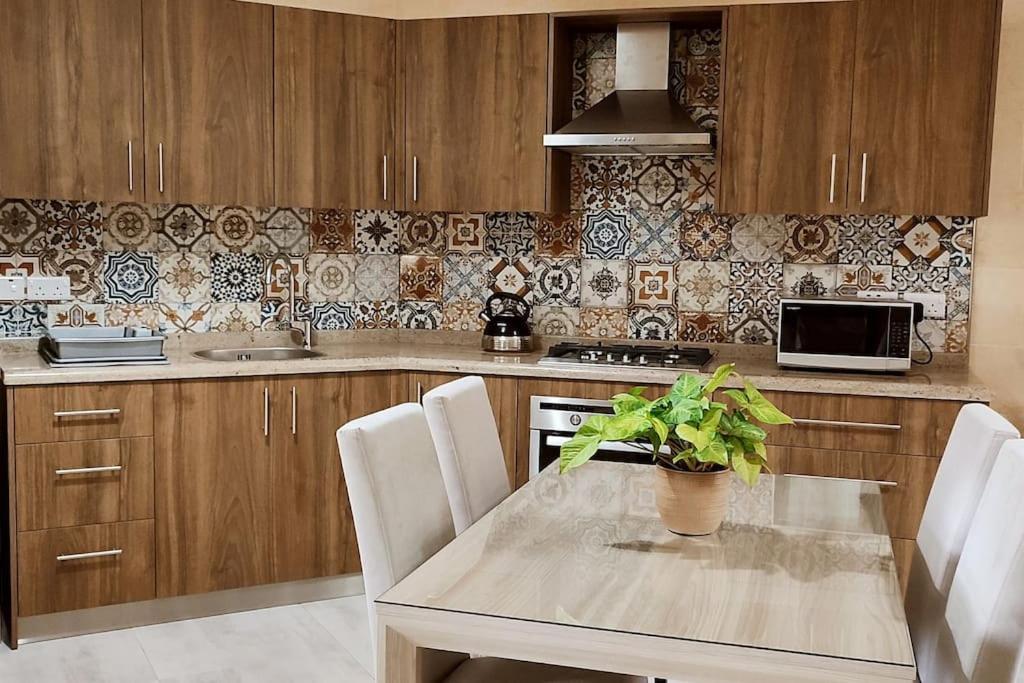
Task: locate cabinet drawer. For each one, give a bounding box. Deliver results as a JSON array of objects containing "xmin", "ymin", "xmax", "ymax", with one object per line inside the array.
[
  {"xmin": 18, "ymin": 520, "xmax": 155, "ymax": 616},
  {"xmin": 16, "ymin": 437, "xmax": 154, "ymax": 531},
  {"xmin": 14, "ymin": 383, "xmax": 153, "ymax": 444},
  {"xmin": 761, "ymin": 391, "xmax": 903, "ymax": 454},
  {"xmin": 778, "ymin": 446, "xmax": 939, "ymax": 540}
]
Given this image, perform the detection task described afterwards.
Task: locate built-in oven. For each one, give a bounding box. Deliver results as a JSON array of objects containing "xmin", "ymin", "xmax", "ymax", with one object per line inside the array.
[{"xmin": 529, "ymin": 396, "xmax": 662, "ymax": 478}]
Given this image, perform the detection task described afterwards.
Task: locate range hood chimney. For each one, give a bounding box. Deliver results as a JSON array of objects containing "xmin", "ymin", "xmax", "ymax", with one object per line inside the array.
[{"xmin": 543, "ymin": 22, "xmax": 715, "ymax": 156}]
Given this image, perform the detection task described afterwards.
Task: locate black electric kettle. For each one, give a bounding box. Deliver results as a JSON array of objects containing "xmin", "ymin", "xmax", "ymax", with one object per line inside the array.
[{"xmin": 479, "ymin": 293, "xmax": 533, "ymax": 353}]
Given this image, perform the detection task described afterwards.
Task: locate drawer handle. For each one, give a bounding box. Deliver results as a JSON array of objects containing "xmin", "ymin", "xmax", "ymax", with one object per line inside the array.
[
  {"xmin": 54, "ymin": 465, "xmax": 123, "ymax": 476},
  {"xmin": 784, "ymin": 473, "xmax": 899, "ymax": 488},
  {"xmin": 53, "ymin": 408, "xmax": 122, "ymax": 418},
  {"xmin": 57, "ymin": 549, "xmax": 123, "ymax": 562},
  {"xmin": 792, "ymin": 418, "xmax": 901, "ymax": 431}
]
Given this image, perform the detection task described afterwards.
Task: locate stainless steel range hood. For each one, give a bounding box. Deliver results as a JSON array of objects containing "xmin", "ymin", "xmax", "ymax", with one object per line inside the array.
[{"xmin": 544, "ymin": 22, "xmax": 714, "ymax": 156}]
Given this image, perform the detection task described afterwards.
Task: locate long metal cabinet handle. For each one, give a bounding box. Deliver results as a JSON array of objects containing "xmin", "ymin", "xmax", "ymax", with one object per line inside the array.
[
  {"xmin": 57, "ymin": 549, "xmax": 123, "ymax": 562},
  {"xmin": 127, "ymin": 140, "xmax": 134, "ymax": 193},
  {"xmin": 412, "ymin": 156, "xmax": 419, "ymax": 203},
  {"xmin": 158, "ymin": 143, "xmax": 165, "ymax": 194},
  {"xmin": 828, "ymin": 153, "xmax": 837, "ymax": 204},
  {"xmin": 54, "ymin": 408, "xmax": 121, "ymax": 418},
  {"xmin": 784, "ymin": 473, "xmax": 898, "ymax": 488},
  {"xmin": 383, "ymin": 155, "xmax": 388, "ymax": 202},
  {"xmin": 860, "ymin": 153, "xmax": 868, "ymax": 203},
  {"xmin": 291, "ymin": 386, "xmax": 297, "ymax": 436},
  {"xmin": 792, "ymin": 417, "xmax": 901, "ymax": 431},
  {"xmin": 55, "ymin": 465, "xmax": 123, "ymax": 476},
  {"xmin": 263, "ymin": 387, "xmax": 270, "ymax": 437}
]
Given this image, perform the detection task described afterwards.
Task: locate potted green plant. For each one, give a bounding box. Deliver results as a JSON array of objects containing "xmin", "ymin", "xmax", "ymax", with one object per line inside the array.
[{"xmin": 559, "ymin": 363, "xmax": 794, "ymax": 535}]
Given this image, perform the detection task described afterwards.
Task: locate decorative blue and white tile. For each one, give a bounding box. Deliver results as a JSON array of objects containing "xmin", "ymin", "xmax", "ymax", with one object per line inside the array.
[
  {"xmin": 676, "ymin": 261, "xmax": 729, "ymax": 313},
  {"xmin": 442, "ymin": 255, "xmax": 490, "ymax": 303},
  {"xmin": 836, "ymin": 264, "xmax": 893, "ymax": 296},
  {"xmin": 630, "ymin": 158, "xmax": 687, "ymax": 212},
  {"xmin": 729, "ymin": 215, "xmax": 786, "ymax": 263},
  {"xmin": 102, "ymin": 203, "xmax": 159, "ymax": 251},
  {"xmin": 727, "ymin": 291, "xmax": 779, "ymax": 346},
  {"xmin": 0, "ymin": 251, "xmax": 43, "ymax": 277},
  {"xmin": 156, "ymin": 204, "xmax": 211, "ymax": 252},
  {"xmin": 678, "ymin": 157, "xmax": 716, "ymax": 212},
  {"xmin": 401, "ymin": 212, "xmax": 447, "ymax": 256},
  {"xmin": 103, "ymin": 252, "xmax": 158, "ymax": 304},
  {"xmin": 43, "ymin": 249, "xmax": 103, "ymax": 302},
  {"xmin": 265, "ymin": 207, "xmax": 311, "ymax": 256},
  {"xmin": 209, "ymin": 302, "xmax": 260, "ymax": 332},
  {"xmin": 37, "ymin": 199, "xmax": 102, "ymax": 251},
  {"xmin": 893, "ymin": 216, "xmax": 952, "ymax": 267},
  {"xmin": 628, "ymin": 209, "xmax": 681, "ymax": 261},
  {"xmin": 446, "ymin": 213, "xmax": 487, "ymax": 255},
  {"xmin": 628, "ymin": 305, "xmax": 677, "ymax": 341},
  {"xmin": 678, "ymin": 311, "xmax": 727, "ymax": 343},
  {"xmin": 398, "ymin": 302, "xmax": 443, "ymax": 330},
  {"xmin": 728, "ymin": 261, "xmax": 783, "ymax": 292},
  {"xmin": 893, "ymin": 261, "xmax": 948, "ymax": 294},
  {"xmin": 210, "ymin": 252, "xmax": 264, "ymax": 303},
  {"xmin": 487, "ymin": 257, "xmax": 533, "ymax": 302},
  {"xmin": 353, "ymin": 255, "xmax": 399, "ymax": 301},
  {"xmin": 574, "ymin": 158, "xmax": 633, "ymax": 212},
  {"xmin": 485, "ymin": 213, "xmax": 536, "ymax": 259},
  {"xmin": 210, "ymin": 205, "xmax": 268, "ymax": 253},
  {"xmin": 353, "ymin": 210, "xmax": 400, "ymax": 255},
  {"xmin": 941, "ymin": 217, "xmax": 974, "ymax": 268},
  {"xmin": 679, "ymin": 212, "xmax": 731, "ymax": 261},
  {"xmin": 47, "ymin": 302, "xmax": 105, "ymax": 328},
  {"xmin": 309, "ymin": 302, "xmax": 356, "ymax": 331},
  {"xmin": 104, "ymin": 303, "xmax": 159, "ymax": 330},
  {"xmin": 305, "ymin": 253, "xmax": 357, "ymax": 302},
  {"xmin": 947, "ymin": 267, "xmax": 972, "ymax": 322},
  {"xmin": 629, "ymin": 262, "xmax": 676, "ymax": 308},
  {"xmin": 783, "ymin": 264, "xmax": 838, "ymax": 297},
  {"xmin": 533, "ymin": 257, "xmax": 581, "ymax": 307},
  {"xmin": 0, "ymin": 199, "xmax": 46, "ymax": 251},
  {"xmin": 581, "ymin": 259, "xmax": 629, "ymax": 308},
  {"xmin": 837, "ymin": 215, "xmax": 897, "ymax": 266},
  {"xmin": 158, "ymin": 253, "xmax": 210, "ymax": 304},
  {"xmin": 442, "ymin": 297, "xmax": 485, "ymax": 332},
  {"xmin": 784, "ymin": 215, "xmax": 839, "ymax": 264},
  {"xmin": 913, "ymin": 319, "xmax": 947, "ymax": 356},
  {"xmin": 260, "ymin": 298, "xmax": 312, "ymax": 332},
  {"xmin": 158, "ymin": 302, "xmax": 211, "ymax": 334},
  {"xmin": 581, "ymin": 210, "xmax": 630, "ymax": 259},
  {"xmin": 0, "ymin": 302, "xmax": 47, "ymax": 337},
  {"xmin": 532, "ymin": 305, "xmax": 580, "ymax": 337},
  {"xmin": 354, "ymin": 301, "xmax": 399, "ymax": 329}
]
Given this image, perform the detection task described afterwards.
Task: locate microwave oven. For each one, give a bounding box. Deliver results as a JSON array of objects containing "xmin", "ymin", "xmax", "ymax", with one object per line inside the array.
[{"xmin": 777, "ymin": 298, "xmax": 917, "ymax": 372}]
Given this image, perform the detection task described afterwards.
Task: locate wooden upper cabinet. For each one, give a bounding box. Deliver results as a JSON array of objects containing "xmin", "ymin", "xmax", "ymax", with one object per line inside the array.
[
  {"xmin": 719, "ymin": 2, "xmax": 857, "ymax": 215},
  {"xmin": 402, "ymin": 15, "xmax": 550, "ymax": 212},
  {"xmin": 275, "ymin": 9, "xmax": 396, "ymax": 209},
  {"xmin": 0, "ymin": 0, "xmax": 143, "ymax": 201},
  {"xmin": 849, "ymin": 0, "xmax": 1001, "ymax": 217},
  {"xmin": 142, "ymin": 0, "xmax": 274, "ymax": 206}
]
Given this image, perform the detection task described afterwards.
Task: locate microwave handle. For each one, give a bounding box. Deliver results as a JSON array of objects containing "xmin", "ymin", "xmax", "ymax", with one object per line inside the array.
[{"xmin": 544, "ymin": 434, "xmax": 671, "ymax": 455}]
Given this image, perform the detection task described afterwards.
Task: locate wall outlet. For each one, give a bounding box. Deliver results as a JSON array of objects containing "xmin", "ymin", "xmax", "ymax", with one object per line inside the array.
[
  {"xmin": 856, "ymin": 290, "xmax": 898, "ymax": 300},
  {"xmin": 0, "ymin": 276, "xmax": 26, "ymax": 301},
  {"xmin": 902, "ymin": 292, "xmax": 947, "ymax": 319},
  {"xmin": 26, "ymin": 276, "xmax": 71, "ymax": 301}
]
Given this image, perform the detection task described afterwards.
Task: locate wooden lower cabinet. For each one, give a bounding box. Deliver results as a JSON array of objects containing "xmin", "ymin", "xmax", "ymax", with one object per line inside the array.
[{"xmin": 890, "ymin": 538, "xmax": 915, "ymax": 597}]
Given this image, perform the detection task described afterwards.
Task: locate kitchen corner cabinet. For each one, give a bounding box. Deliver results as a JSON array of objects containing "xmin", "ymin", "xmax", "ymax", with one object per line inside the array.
[
  {"xmin": 401, "ymin": 15, "xmax": 550, "ymax": 212},
  {"xmin": 719, "ymin": 2, "xmax": 857, "ymax": 215},
  {"xmin": 142, "ymin": 0, "xmax": 274, "ymax": 206},
  {"xmin": 274, "ymin": 9, "xmax": 396, "ymax": 209},
  {"xmin": 0, "ymin": 0, "xmax": 144, "ymax": 202}
]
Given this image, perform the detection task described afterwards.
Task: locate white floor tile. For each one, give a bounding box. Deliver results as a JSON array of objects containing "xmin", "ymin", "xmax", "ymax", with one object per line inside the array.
[
  {"xmin": 0, "ymin": 629, "xmax": 158, "ymax": 682},
  {"xmin": 303, "ymin": 595, "xmax": 374, "ymax": 675}
]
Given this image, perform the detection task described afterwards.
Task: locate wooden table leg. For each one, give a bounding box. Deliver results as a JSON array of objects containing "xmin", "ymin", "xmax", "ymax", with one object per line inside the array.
[{"xmin": 378, "ymin": 621, "xmax": 468, "ymax": 683}]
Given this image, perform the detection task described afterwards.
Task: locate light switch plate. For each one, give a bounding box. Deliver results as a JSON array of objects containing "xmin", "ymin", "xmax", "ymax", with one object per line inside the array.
[
  {"xmin": 0, "ymin": 276, "xmax": 26, "ymax": 301},
  {"xmin": 26, "ymin": 276, "xmax": 71, "ymax": 300}
]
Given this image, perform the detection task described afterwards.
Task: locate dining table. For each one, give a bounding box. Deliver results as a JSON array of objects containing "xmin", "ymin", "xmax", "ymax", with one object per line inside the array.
[{"xmin": 375, "ymin": 461, "xmax": 917, "ymax": 682}]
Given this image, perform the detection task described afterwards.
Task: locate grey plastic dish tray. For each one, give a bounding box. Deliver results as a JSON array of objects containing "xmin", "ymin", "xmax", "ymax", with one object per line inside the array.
[{"xmin": 42, "ymin": 327, "xmax": 166, "ymax": 360}]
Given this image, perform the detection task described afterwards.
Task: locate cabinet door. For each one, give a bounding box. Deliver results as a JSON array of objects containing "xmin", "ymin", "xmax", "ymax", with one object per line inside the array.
[
  {"xmin": 142, "ymin": 0, "xmax": 273, "ymax": 205},
  {"xmin": 271, "ymin": 372, "xmax": 401, "ymax": 582},
  {"xmin": 410, "ymin": 372, "xmax": 519, "ymax": 489},
  {"xmin": 0, "ymin": 0, "xmax": 143, "ymax": 201},
  {"xmin": 719, "ymin": 2, "xmax": 856, "ymax": 214},
  {"xmin": 275, "ymin": 9, "xmax": 395, "ymax": 209},
  {"xmin": 848, "ymin": 0, "xmax": 1001, "ymax": 216},
  {"xmin": 154, "ymin": 378, "xmax": 274, "ymax": 597},
  {"xmin": 403, "ymin": 15, "xmax": 549, "ymax": 212}
]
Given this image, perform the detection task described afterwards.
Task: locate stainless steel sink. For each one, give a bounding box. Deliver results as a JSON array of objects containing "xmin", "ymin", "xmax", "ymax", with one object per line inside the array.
[{"xmin": 193, "ymin": 347, "xmax": 324, "ymax": 362}]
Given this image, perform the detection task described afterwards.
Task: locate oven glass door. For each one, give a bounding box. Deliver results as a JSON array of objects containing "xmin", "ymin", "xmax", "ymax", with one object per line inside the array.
[
  {"xmin": 533, "ymin": 431, "xmax": 657, "ymax": 477},
  {"xmin": 779, "ymin": 302, "xmax": 892, "ymax": 358}
]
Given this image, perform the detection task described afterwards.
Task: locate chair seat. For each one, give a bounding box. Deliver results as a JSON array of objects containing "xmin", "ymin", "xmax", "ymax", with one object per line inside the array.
[{"xmin": 445, "ymin": 657, "xmax": 646, "ymax": 683}]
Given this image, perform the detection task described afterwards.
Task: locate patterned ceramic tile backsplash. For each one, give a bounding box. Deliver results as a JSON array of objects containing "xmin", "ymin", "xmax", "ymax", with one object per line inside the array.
[{"xmin": 0, "ymin": 29, "xmax": 975, "ymax": 351}]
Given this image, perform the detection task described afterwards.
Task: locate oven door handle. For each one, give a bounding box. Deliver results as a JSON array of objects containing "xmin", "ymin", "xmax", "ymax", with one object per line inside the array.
[{"xmin": 543, "ymin": 434, "xmax": 670, "ymax": 455}]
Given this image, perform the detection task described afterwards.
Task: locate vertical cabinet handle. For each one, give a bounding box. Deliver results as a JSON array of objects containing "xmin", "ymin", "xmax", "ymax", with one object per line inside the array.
[
  {"xmin": 412, "ymin": 156, "xmax": 419, "ymax": 203},
  {"xmin": 416, "ymin": 381, "xmax": 423, "ymax": 404},
  {"xmin": 291, "ymin": 386, "xmax": 297, "ymax": 436},
  {"xmin": 127, "ymin": 140, "xmax": 134, "ymax": 193},
  {"xmin": 828, "ymin": 153, "xmax": 837, "ymax": 205},
  {"xmin": 263, "ymin": 386, "xmax": 270, "ymax": 437},
  {"xmin": 383, "ymin": 155, "xmax": 388, "ymax": 202},
  {"xmin": 158, "ymin": 143, "xmax": 165, "ymax": 194},
  {"xmin": 860, "ymin": 153, "xmax": 868, "ymax": 204}
]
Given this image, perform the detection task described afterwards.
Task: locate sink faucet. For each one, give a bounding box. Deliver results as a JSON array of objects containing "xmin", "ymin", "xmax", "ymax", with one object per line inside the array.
[{"xmin": 266, "ymin": 255, "xmax": 312, "ymax": 350}]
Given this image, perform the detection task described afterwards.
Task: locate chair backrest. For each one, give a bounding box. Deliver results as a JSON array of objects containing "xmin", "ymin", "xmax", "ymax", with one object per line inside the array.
[
  {"xmin": 422, "ymin": 376, "xmax": 511, "ymax": 534},
  {"xmin": 944, "ymin": 439, "xmax": 1024, "ymax": 681},
  {"xmin": 336, "ymin": 402, "xmax": 456, "ymax": 664}
]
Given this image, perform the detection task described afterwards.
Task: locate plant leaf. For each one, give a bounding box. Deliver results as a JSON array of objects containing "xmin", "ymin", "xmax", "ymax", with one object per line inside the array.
[
  {"xmin": 702, "ymin": 363, "xmax": 736, "ymax": 396},
  {"xmin": 559, "ymin": 435, "xmax": 602, "ymax": 474},
  {"xmin": 611, "ymin": 392, "xmax": 649, "ymax": 416},
  {"xmin": 669, "ymin": 374, "xmax": 703, "ymax": 402},
  {"xmin": 723, "ymin": 388, "xmax": 751, "ymax": 410},
  {"xmin": 675, "ymin": 424, "xmax": 709, "ymax": 451},
  {"xmin": 628, "ymin": 386, "xmax": 648, "ymax": 397},
  {"xmin": 577, "ymin": 414, "xmax": 611, "ymax": 438},
  {"xmin": 728, "ymin": 416, "xmax": 767, "ymax": 442},
  {"xmin": 742, "ymin": 382, "xmax": 794, "ymax": 426},
  {"xmin": 649, "ymin": 416, "xmax": 669, "ymax": 446},
  {"xmin": 731, "ymin": 451, "xmax": 762, "ymax": 487},
  {"xmin": 662, "ymin": 398, "xmax": 702, "ymax": 425},
  {"xmin": 695, "ymin": 437, "xmax": 729, "ymax": 467},
  {"xmin": 601, "ymin": 413, "xmax": 651, "ymax": 441},
  {"xmin": 700, "ymin": 407, "xmax": 724, "ymax": 432}
]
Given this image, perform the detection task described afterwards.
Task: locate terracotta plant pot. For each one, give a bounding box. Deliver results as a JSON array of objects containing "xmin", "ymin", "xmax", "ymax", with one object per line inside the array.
[{"xmin": 654, "ymin": 464, "xmax": 732, "ymax": 536}]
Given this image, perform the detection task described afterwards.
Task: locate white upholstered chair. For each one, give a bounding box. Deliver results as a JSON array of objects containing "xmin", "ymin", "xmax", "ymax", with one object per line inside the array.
[
  {"xmin": 422, "ymin": 376, "xmax": 511, "ymax": 534},
  {"xmin": 905, "ymin": 404, "xmax": 1020, "ymax": 682},
  {"xmin": 935, "ymin": 439, "xmax": 1024, "ymax": 681},
  {"xmin": 337, "ymin": 403, "xmax": 644, "ymax": 683}
]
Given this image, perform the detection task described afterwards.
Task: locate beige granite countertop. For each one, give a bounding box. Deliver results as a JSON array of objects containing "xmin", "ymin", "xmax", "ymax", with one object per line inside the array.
[{"xmin": 0, "ymin": 332, "xmax": 990, "ymax": 402}]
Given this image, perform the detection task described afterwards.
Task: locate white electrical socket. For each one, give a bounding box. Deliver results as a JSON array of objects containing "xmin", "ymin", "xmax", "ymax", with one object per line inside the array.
[
  {"xmin": 902, "ymin": 292, "xmax": 947, "ymax": 319},
  {"xmin": 26, "ymin": 276, "xmax": 71, "ymax": 301},
  {"xmin": 0, "ymin": 276, "xmax": 26, "ymax": 301},
  {"xmin": 856, "ymin": 290, "xmax": 898, "ymax": 300}
]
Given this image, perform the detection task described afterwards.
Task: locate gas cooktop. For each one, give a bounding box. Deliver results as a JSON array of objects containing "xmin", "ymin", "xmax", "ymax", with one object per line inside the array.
[{"xmin": 538, "ymin": 342, "xmax": 714, "ymax": 369}]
